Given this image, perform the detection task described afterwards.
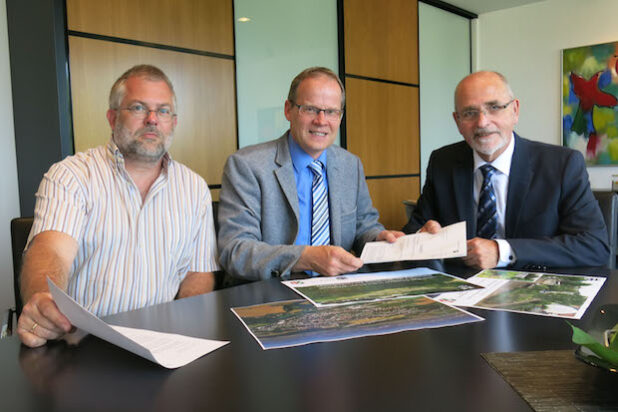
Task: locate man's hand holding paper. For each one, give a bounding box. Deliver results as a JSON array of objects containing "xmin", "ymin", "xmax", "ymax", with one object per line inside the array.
[{"xmin": 360, "ymin": 222, "xmax": 467, "ymax": 264}]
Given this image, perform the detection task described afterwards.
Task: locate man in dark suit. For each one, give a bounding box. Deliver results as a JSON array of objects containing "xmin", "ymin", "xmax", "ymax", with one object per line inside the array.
[{"xmin": 403, "ymin": 71, "xmax": 609, "ymax": 270}]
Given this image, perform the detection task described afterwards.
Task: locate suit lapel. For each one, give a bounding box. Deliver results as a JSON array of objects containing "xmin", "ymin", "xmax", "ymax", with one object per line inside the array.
[
  {"xmin": 505, "ymin": 134, "xmax": 532, "ymax": 237},
  {"xmin": 274, "ymin": 134, "xmax": 300, "ymax": 223},
  {"xmin": 453, "ymin": 146, "xmax": 476, "ymax": 238},
  {"xmin": 325, "ymin": 146, "xmax": 343, "ymax": 246}
]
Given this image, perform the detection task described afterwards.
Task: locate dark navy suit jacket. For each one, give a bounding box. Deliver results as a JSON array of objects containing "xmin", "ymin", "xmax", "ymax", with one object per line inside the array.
[{"xmin": 403, "ymin": 134, "xmax": 610, "ymax": 270}]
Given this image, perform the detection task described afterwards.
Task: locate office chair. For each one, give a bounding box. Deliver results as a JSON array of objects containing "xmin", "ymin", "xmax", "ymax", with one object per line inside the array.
[
  {"xmin": 592, "ymin": 191, "xmax": 618, "ymax": 269},
  {"xmin": 212, "ymin": 200, "xmax": 219, "ymax": 234},
  {"xmin": 402, "ymin": 199, "xmax": 417, "ymax": 221},
  {"xmin": 2, "ymin": 217, "xmax": 33, "ymax": 337}
]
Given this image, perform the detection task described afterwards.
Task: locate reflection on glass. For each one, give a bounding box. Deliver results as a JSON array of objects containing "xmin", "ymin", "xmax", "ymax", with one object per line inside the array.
[
  {"xmin": 234, "ymin": 0, "xmax": 339, "ymax": 148},
  {"xmin": 418, "ymin": 3, "xmax": 470, "ymax": 186}
]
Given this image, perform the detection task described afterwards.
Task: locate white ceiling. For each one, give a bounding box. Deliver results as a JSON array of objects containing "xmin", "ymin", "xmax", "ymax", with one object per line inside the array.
[{"xmin": 443, "ymin": 0, "xmax": 546, "ymax": 15}]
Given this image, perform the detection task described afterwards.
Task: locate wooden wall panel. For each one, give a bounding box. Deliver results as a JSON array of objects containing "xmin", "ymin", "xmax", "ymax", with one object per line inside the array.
[
  {"xmin": 69, "ymin": 36, "xmax": 236, "ymax": 186},
  {"xmin": 367, "ymin": 177, "xmax": 420, "ymax": 230},
  {"xmin": 66, "ymin": 0, "xmax": 234, "ymax": 55},
  {"xmin": 344, "ymin": 0, "xmax": 418, "ymax": 84},
  {"xmin": 346, "ymin": 77, "xmax": 419, "ymax": 176}
]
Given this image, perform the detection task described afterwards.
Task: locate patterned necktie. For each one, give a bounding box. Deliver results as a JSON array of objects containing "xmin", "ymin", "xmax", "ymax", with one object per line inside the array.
[
  {"xmin": 477, "ymin": 164, "xmax": 498, "ymax": 239},
  {"xmin": 309, "ymin": 160, "xmax": 330, "ymax": 246}
]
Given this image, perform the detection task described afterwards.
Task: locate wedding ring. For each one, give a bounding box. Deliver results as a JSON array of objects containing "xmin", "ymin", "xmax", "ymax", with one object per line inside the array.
[{"xmin": 30, "ymin": 322, "xmax": 38, "ymax": 333}]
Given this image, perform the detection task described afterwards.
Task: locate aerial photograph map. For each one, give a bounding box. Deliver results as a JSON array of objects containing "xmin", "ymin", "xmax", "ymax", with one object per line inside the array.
[
  {"xmin": 435, "ymin": 269, "xmax": 606, "ymax": 319},
  {"xmin": 283, "ymin": 268, "xmax": 482, "ymax": 307},
  {"xmin": 232, "ymin": 296, "xmax": 483, "ymax": 350}
]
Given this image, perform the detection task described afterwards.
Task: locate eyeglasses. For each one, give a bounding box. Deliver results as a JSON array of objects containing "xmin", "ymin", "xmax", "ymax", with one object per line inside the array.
[
  {"xmin": 119, "ymin": 103, "xmax": 176, "ymax": 122},
  {"xmin": 293, "ymin": 103, "xmax": 344, "ymax": 120},
  {"xmin": 456, "ymin": 99, "xmax": 515, "ymax": 122}
]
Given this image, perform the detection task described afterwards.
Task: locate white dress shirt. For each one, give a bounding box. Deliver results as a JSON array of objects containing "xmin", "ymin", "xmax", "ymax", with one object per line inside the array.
[{"xmin": 472, "ymin": 133, "xmax": 517, "ymax": 267}]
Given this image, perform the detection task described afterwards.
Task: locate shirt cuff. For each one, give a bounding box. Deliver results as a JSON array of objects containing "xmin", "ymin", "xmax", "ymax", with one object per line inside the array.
[{"xmin": 495, "ymin": 239, "xmax": 516, "ymax": 267}]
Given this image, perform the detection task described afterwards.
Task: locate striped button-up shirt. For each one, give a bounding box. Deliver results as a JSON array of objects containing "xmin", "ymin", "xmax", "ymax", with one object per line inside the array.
[{"xmin": 28, "ymin": 141, "xmax": 219, "ymax": 317}]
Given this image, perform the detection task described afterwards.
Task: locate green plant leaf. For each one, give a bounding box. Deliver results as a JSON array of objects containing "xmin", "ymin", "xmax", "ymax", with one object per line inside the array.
[
  {"xmin": 568, "ymin": 322, "xmax": 618, "ymax": 366},
  {"xmin": 609, "ymin": 323, "xmax": 618, "ymax": 351}
]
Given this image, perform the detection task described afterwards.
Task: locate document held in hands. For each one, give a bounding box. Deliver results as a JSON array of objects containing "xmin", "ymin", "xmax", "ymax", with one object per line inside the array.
[
  {"xmin": 47, "ymin": 278, "xmax": 229, "ymax": 368},
  {"xmin": 360, "ymin": 221, "xmax": 467, "ymax": 264}
]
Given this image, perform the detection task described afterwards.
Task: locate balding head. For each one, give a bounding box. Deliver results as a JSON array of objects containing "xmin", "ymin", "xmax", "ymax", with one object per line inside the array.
[
  {"xmin": 452, "ymin": 71, "xmax": 519, "ymax": 162},
  {"xmin": 454, "ymin": 71, "xmax": 514, "ymax": 111}
]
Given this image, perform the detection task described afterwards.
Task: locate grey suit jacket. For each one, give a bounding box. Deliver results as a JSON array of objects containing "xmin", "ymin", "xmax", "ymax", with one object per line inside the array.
[{"xmin": 218, "ymin": 133, "xmax": 384, "ymax": 280}]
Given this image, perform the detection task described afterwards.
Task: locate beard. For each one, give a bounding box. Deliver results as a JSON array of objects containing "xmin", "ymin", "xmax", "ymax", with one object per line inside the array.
[
  {"xmin": 113, "ymin": 123, "xmax": 173, "ymax": 163},
  {"xmin": 469, "ymin": 128, "xmax": 508, "ymax": 157}
]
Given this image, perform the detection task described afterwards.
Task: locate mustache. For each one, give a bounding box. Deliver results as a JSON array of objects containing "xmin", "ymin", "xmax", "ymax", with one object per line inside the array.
[
  {"xmin": 135, "ymin": 126, "xmax": 163, "ymax": 138},
  {"xmin": 473, "ymin": 128, "xmax": 498, "ymax": 138}
]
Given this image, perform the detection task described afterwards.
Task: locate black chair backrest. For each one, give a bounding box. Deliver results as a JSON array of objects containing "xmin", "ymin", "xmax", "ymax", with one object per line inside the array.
[
  {"xmin": 10, "ymin": 217, "xmax": 33, "ymax": 315},
  {"xmin": 212, "ymin": 200, "xmax": 219, "ymax": 234},
  {"xmin": 592, "ymin": 191, "xmax": 617, "ymax": 269}
]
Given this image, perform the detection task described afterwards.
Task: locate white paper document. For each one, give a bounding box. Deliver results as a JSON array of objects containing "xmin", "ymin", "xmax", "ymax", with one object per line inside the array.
[
  {"xmin": 434, "ymin": 269, "xmax": 606, "ymax": 319},
  {"xmin": 360, "ymin": 221, "xmax": 467, "ymax": 263},
  {"xmin": 48, "ymin": 279, "xmax": 229, "ymax": 368}
]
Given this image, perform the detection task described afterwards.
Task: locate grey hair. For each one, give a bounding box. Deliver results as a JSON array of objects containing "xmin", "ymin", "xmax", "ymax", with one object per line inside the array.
[{"xmin": 109, "ymin": 64, "xmax": 177, "ymax": 111}]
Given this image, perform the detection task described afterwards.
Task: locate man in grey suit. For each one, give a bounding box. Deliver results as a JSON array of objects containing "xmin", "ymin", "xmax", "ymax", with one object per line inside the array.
[{"xmin": 218, "ymin": 67, "xmax": 402, "ymax": 281}]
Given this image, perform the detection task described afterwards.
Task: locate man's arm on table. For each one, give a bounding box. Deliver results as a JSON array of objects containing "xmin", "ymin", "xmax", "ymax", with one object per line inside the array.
[
  {"xmin": 17, "ymin": 231, "xmax": 78, "ymax": 348},
  {"xmin": 176, "ymin": 272, "xmax": 216, "ymax": 298},
  {"xmin": 292, "ymin": 246, "xmax": 362, "ymax": 276}
]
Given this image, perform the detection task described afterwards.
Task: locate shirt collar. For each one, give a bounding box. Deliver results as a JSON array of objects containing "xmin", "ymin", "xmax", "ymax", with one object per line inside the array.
[
  {"xmin": 106, "ymin": 139, "xmax": 124, "ymax": 168},
  {"xmin": 288, "ymin": 132, "xmax": 327, "ymax": 173},
  {"xmin": 473, "ymin": 132, "xmax": 515, "ymax": 176}
]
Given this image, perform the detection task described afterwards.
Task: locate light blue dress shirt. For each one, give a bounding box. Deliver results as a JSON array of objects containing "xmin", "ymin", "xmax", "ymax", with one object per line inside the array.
[{"xmin": 288, "ymin": 133, "xmax": 329, "ymax": 246}]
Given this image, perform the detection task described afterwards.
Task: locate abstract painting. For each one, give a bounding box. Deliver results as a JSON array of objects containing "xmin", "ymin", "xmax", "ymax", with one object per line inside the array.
[{"xmin": 563, "ymin": 41, "xmax": 618, "ymax": 165}]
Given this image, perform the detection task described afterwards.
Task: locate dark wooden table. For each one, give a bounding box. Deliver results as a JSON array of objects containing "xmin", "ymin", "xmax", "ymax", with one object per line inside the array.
[{"xmin": 1, "ymin": 266, "xmax": 616, "ymax": 411}]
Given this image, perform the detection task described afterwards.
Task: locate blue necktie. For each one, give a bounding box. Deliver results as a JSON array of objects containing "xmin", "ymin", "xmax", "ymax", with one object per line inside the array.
[
  {"xmin": 477, "ymin": 164, "xmax": 498, "ymax": 239},
  {"xmin": 309, "ymin": 160, "xmax": 330, "ymax": 246}
]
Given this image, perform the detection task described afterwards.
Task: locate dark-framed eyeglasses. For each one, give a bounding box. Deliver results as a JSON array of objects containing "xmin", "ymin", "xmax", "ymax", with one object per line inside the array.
[
  {"xmin": 293, "ymin": 103, "xmax": 344, "ymax": 120},
  {"xmin": 119, "ymin": 103, "xmax": 176, "ymax": 122},
  {"xmin": 456, "ymin": 99, "xmax": 515, "ymax": 122}
]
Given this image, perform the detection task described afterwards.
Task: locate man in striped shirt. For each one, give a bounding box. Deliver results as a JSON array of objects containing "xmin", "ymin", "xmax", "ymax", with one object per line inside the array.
[{"xmin": 17, "ymin": 65, "xmax": 219, "ymax": 348}]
